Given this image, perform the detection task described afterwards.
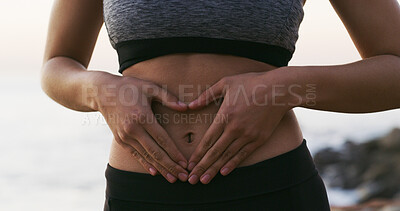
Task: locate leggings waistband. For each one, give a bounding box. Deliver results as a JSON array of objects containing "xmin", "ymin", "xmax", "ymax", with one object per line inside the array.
[{"xmin": 105, "ymin": 139, "xmax": 317, "ymax": 205}]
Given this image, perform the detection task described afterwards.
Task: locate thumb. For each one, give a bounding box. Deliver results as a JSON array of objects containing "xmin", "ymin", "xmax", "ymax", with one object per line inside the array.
[
  {"xmin": 144, "ymin": 84, "xmax": 187, "ymax": 111},
  {"xmin": 188, "ymin": 78, "xmax": 227, "ymax": 110}
]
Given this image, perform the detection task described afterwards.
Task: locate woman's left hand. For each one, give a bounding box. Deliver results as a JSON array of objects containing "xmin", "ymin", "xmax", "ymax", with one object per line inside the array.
[{"xmin": 186, "ymin": 70, "xmax": 295, "ymax": 184}]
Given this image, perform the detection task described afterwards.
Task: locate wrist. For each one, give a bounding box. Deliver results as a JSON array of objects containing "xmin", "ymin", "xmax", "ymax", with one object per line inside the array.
[
  {"xmin": 262, "ymin": 66, "xmax": 305, "ymax": 109},
  {"xmin": 85, "ymin": 71, "xmax": 120, "ymax": 112},
  {"xmin": 275, "ymin": 66, "xmax": 318, "ymax": 109}
]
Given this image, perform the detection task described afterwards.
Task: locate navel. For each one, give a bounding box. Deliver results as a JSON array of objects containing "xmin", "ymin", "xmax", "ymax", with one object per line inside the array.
[{"xmin": 186, "ymin": 132, "xmax": 194, "ymax": 143}]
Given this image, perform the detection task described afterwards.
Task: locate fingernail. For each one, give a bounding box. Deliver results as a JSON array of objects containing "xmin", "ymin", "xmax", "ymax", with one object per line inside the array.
[
  {"xmin": 188, "ymin": 101, "xmax": 196, "ymax": 108},
  {"xmin": 188, "ymin": 162, "xmax": 196, "ymax": 171},
  {"xmin": 221, "ymin": 167, "xmax": 230, "ymax": 176},
  {"xmin": 167, "ymin": 173, "xmax": 177, "ymax": 183},
  {"xmin": 200, "ymin": 174, "xmax": 211, "ymax": 184},
  {"xmin": 178, "ymin": 101, "xmax": 187, "ymax": 107},
  {"xmin": 178, "ymin": 173, "xmax": 188, "ymax": 181},
  {"xmin": 149, "ymin": 167, "xmax": 157, "ymax": 176},
  {"xmin": 179, "ymin": 161, "xmax": 187, "ymax": 169},
  {"xmin": 188, "ymin": 175, "xmax": 198, "ymax": 184}
]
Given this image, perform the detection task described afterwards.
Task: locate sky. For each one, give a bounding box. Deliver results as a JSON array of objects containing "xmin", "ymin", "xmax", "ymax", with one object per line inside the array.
[
  {"xmin": 1, "ymin": 0, "xmax": 389, "ymax": 75},
  {"xmin": 0, "ymin": 0, "xmax": 399, "ymax": 74}
]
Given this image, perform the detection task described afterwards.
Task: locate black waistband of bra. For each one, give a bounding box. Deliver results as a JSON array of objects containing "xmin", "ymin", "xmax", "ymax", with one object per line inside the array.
[
  {"xmin": 116, "ymin": 37, "xmax": 292, "ymax": 74},
  {"xmin": 105, "ymin": 139, "xmax": 317, "ymax": 205}
]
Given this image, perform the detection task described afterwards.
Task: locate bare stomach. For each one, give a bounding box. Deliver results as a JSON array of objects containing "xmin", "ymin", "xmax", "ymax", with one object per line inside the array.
[{"xmin": 109, "ymin": 53, "xmax": 304, "ymax": 173}]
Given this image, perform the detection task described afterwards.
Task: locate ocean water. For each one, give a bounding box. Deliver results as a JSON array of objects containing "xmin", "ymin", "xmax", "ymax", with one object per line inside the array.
[{"xmin": 1, "ymin": 74, "xmax": 400, "ymax": 210}]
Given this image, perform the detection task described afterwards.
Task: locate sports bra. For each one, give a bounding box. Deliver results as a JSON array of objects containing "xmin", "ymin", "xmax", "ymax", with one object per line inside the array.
[{"xmin": 103, "ymin": 0, "xmax": 305, "ymax": 74}]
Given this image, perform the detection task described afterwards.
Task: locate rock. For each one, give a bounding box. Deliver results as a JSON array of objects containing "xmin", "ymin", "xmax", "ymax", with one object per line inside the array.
[
  {"xmin": 381, "ymin": 128, "xmax": 400, "ymax": 149},
  {"xmin": 331, "ymin": 199, "xmax": 400, "ymax": 211},
  {"xmin": 314, "ymin": 128, "xmax": 400, "ymax": 203}
]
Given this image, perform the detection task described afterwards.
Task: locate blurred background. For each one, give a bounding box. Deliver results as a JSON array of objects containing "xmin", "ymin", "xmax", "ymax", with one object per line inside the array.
[{"xmin": 0, "ymin": 0, "xmax": 399, "ymax": 210}]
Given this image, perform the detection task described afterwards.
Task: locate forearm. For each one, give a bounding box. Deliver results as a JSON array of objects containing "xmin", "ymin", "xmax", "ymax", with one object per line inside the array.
[
  {"xmin": 41, "ymin": 56, "xmax": 112, "ymax": 112},
  {"xmin": 278, "ymin": 54, "xmax": 400, "ymax": 113}
]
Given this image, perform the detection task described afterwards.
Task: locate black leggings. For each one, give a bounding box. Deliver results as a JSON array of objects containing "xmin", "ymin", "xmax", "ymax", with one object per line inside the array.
[{"xmin": 104, "ymin": 139, "xmax": 330, "ymax": 211}]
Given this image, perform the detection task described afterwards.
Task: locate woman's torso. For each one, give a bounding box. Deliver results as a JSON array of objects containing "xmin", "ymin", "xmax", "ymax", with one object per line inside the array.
[{"xmin": 109, "ymin": 53, "xmax": 304, "ymax": 173}]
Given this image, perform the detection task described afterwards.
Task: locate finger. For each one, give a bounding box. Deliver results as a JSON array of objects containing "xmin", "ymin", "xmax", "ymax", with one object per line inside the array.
[
  {"xmin": 188, "ymin": 78, "xmax": 227, "ymax": 110},
  {"xmin": 198, "ymin": 137, "xmax": 247, "ymax": 184},
  {"xmin": 142, "ymin": 112, "xmax": 188, "ymax": 169},
  {"xmin": 187, "ymin": 111, "xmax": 227, "ymax": 172},
  {"xmin": 144, "ymin": 84, "xmax": 187, "ymax": 111},
  {"xmin": 188, "ymin": 132, "xmax": 236, "ymax": 184},
  {"xmin": 220, "ymin": 142, "xmax": 259, "ymax": 176},
  {"xmin": 132, "ymin": 127, "xmax": 188, "ymax": 180},
  {"xmin": 113, "ymin": 136, "xmax": 158, "ymax": 176},
  {"xmin": 127, "ymin": 138, "xmax": 185, "ymax": 183},
  {"xmin": 150, "ymin": 156, "xmax": 181, "ymax": 183},
  {"xmin": 130, "ymin": 146, "xmax": 158, "ymax": 176}
]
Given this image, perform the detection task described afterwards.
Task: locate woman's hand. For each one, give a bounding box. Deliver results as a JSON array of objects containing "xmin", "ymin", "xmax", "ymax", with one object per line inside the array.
[
  {"xmin": 186, "ymin": 70, "xmax": 294, "ymax": 184},
  {"xmin": 93, "ymin": 72, "xmax": 189, "ymax": 183}
]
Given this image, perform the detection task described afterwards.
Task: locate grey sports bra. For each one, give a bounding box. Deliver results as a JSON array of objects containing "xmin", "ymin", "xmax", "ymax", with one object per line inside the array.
[{"xmin": 103, "ymin": 0, "xmax": 305, "ymax": 73}]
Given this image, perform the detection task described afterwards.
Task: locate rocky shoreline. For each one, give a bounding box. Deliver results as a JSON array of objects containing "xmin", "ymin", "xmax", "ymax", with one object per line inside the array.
[
  {"xmin": 331, "ymin": 199, "xmax": 400, "ymax": 211},
  {"xmin": 314, "ymin": 128, "xmax": 400, "ymax": 206}
]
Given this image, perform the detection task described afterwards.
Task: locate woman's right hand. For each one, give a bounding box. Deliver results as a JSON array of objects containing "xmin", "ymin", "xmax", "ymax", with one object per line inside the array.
[{"xmin": 92, "ymin": 72, "xmax": 189, "ymax": 183}]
